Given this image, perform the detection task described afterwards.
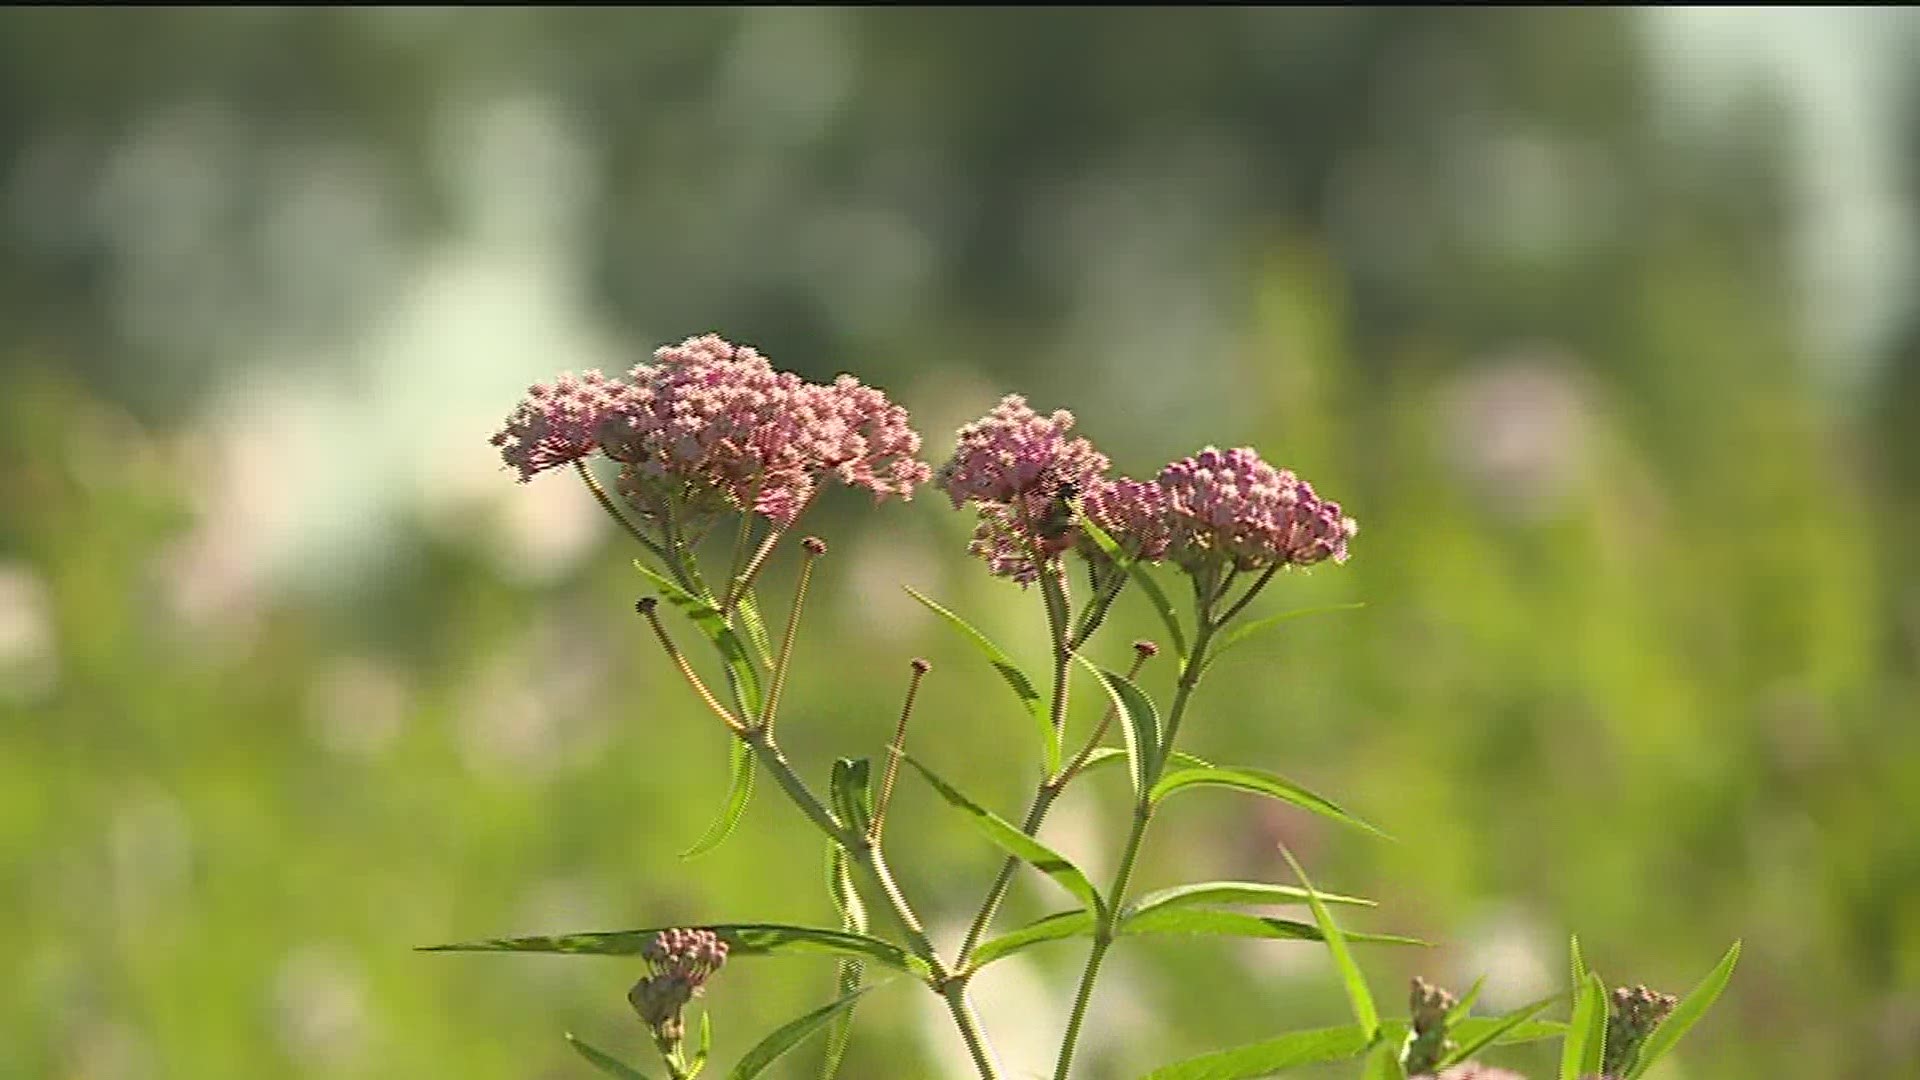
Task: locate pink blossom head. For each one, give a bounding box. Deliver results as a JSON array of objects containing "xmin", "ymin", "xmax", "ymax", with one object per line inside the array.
[
  {"xmin": 556, "ymin": 333, "xmax": 930, "ymax": 528},
  {"xmin": 1078, "ymin": 475, "xmax": 1171, "ymax": 564},
  {"xmin": 1413, "ymin": 1067, "xmax": 1531, "ymax": 1080},
  {"xmin": 1157, "ymin": 446, "xmax": 1357, "ymax": 572},
  {"xmin": 489, "ymin": 370, "xmax": 625, "ymax": 482},
  {"xmin": 935, "ymin": 395, "xmax": 1110, "ymax": 508}
]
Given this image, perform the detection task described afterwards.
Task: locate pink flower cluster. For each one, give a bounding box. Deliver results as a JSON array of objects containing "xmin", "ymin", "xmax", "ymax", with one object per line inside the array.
[
  {"xmin": 934, "ymin": 397, "xmax": 1355, "ymax": 584},
  {"xmin": 1158, "ymin": 446, "xmax": 1356, "ymax": 571},
  {"xmin": 491, "ymin": 334, "xmax": 931, "ymax": 527}
]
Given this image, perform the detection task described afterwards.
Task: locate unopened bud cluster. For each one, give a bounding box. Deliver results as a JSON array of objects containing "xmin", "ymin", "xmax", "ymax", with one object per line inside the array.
[
  {"xmin": 627, "ymin": 928, "xmax": 729, "ymax": 1044},
  {"xmin": 1404, "ymin": 976, "xmax": 1459, "ymax": 1074},
  {"xmin": 1603, "ymin": 984, "xmax": 1677, "ymax": 1073}
]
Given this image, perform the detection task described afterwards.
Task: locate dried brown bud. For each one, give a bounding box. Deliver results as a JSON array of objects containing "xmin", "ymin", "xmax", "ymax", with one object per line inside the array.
[
  {"xmin": 802, "ymin": 536, "xmax": 828, "ymax": 556},
  {"xmin": 635, "ymin": 596, "xmax": 660, "ymax": 615},
  {"xmin": 910, "ymin": 657, "xmax": 932, "ymax": 675},
  {"xmin": 1133, "ymin": 639, "xmax": 1160, "ymax": 658}
]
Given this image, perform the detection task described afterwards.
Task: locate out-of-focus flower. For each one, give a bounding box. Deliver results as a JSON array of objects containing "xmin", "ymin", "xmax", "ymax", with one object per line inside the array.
[
  {"xmin": 1157, "ymin": 446, "xmax": 1356, "ymax": 572},
  {"xmin": 1411, "ymin": 1065, "xmax": 1531, "ymax": 1080}
]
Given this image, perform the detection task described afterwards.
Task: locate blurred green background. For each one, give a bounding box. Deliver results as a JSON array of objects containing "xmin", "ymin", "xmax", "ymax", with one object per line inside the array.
[{"xmin": 3, "ymin": 8, "xmax": 1917, "ymax": 1079}]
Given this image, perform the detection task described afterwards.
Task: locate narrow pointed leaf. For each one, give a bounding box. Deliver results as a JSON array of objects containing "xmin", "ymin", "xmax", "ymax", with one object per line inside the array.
[
  {"xmin": 695, "ymin": 1012, "xmax": 712, "ymax": 1074},
  {"xmin": 1078, "ymin": 747, "xmax": 1211, "ymax": 777},
  {"xmin": 566, "ymin": 1033, "xmax": 653, "ymax": 1079},
  {"xmin": 1441, "ymin": 993, "xmax": 1563, "ymax": 1066},
  {"xmin": 1280, "ymin": 844, "xmax": 1379, "ymax": 1038},
  {"xmin": 1205, "ymin": 603, "xmax": 1367, "ymax": 673},
  {"xmin": 902, "ymin": 586, "xmax": 1051, "ymax": 764},
  {"xmin": 419, "ymin": 922, "xmax": 930, "ymax": 978},
  {"xmin": 819, "ymin": 839, "xmax": 867, "ymax": 1079},
  {"xmin": 1569, "ymin": 934, "xmax": 1588, "ymax": 991},
  {"xmin": 1123, "ymin": 881, "xmax": 1375, "ymax": 921},
  {"xmin": 728, "ymin": 986, "xmax": 878, "ymax": 1080},
  {"xmin": 735, "ymin": 590, "xmax": 776, "ymax": 671},
  {"xmin": 683, "ymin": 739, "xmax": 755, "ymax": 858},
  {"xmin": 1560, "ymin": 973, "xmax": 1608, "ymax": 1080},
  {"xmin": 968, "ymin": 910, "xmax": 1097, "ymax": 970},
  {"xmin": 1076, "ymin": 511, "xmax": 1188, "ymax": 660},
  {"xmin": 828, "ymin": 758, "xmax": 874, "ymax": 839},
  {"xmin": 904, "ymin": 756, "xmax": 1104, "ymax": 918},
  {"xmin": 1444, "ymin": 975, "xmax": 1487, "ymax": 1029},
  {"xmin": 1074, "ymin": 656, "xmax": 1160, "ymax": 794},
  {"xmin": 1153, "ymin": 766, "xmax": 1391, "ymax": 841},
  {"xmin": 1624, "ymin": 939, "xmax": 1741, "ymax": 1079},
  {"xmin": 1119, "ymin": 906, "xmax": 1425, "ymax": 947},
  {"xmin": 1138, "ymin": 1023, "xmax": 1375, "ymax": 1079},
  {"xmin": 635, "ymin": 560, "xmax": 763, "ymax": 719},
  {"xmin": 1361, "ymin": 1039, "xmax": 1407, "ymax": 1080}
]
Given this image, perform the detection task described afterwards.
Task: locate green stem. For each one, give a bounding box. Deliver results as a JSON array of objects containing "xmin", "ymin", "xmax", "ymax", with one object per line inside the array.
[
  {"xmin": 574, "ymin": 460, "xmax": 672, "ymax": 566},
  {"xmin": 943, "ymin": 980, "xmax": 1003, "ymax": 1080},
  {"xmin": 1052, "ymin": 622, "xmax": 1216, "ymax": 1080},
  {"xmin": 956, "ymin": 783, "xmax": 1061, "ymax": 965}
]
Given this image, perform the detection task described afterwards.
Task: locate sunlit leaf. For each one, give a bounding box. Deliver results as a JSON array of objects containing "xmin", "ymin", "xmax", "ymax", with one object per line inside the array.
[
  {"xmin": 1444, "ymin": 975, "xmax": 1486, "ymax": 1029},
  {"xmin": 1624, "ymin": 940, "xmax": 1741, "ymax": 1079},
  {"xmin": 682, "ymin": 739, "xmax": 754, "ymax": 858},
  {"xmin": 735, "ymin": 590, "xmax": 776, "ymax": 671},
  {"xmin": 419, "ymin": 922, "xmax": 930, "ymax": 978},
  {"xmin": 1441, "ymin": 993, "xmax": 1563, "ymax": 1066},
  {"xmin": 1206, "ymin": 603, "xmax": 1367, "ymax": 674},
  {"xmin": 1137, "ymin": 1023, "xmax": 1374, "ymax": 1079},
  {"xmin": 902, "ymin": 587, "xmax": 1053, "ymax": 767},
  {"xmin": 904, "ymin": 756, "xmax": 1104, "ymax": 918},
  {"xmin": 728, "ymin": 986, "xmax": 877, "ymax": 1080},
  {"xmin": 1360, "ymin": 1038, "xmax": 1407, "ymax": 1080},
  {"xmin": 1560, "ymin": 973, "xmax": 1608, "ymax": 1080},
  {"xmin": 1074, "ymin": 656, "xmax": 1160, "ymax": 794},
  {"xmin": 1077, "ymin": 747, "xmax": 1210, "ymax": 777},
  {"xmin": 635, "ymin": 560, "xmax": 763, "ymax": 720},
  {"xmin": 967, "ymin": 910, "xmax": 1096, "ymax": 970},
  {"xmin": 828, "ymin": 758, "xmax": 873, "ymax": 839},
  {"xmin": 1152, "ymin": 766, "xmax": 1391, "ymax": 841},
  {"xmin": 1280, "ymin": 844, "xmax": 1378, "ymax": 1038},
  {"xmin": 565, "ymin": 1033, "xmax": 653, "ymax": 1079},
  {"xmin": 1120, "ymin": 906, "xmax": 1424, "ymax": 948},
  {"xmin": 1123, "ymin": 880, "xmax": 1375, "ymax": 921}
]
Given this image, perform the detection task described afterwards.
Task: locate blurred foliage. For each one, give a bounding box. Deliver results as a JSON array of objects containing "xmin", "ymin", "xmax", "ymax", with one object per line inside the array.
[{"xmin": 2, "ymin": 7, "xmax": 1918, "ymax": 1080}]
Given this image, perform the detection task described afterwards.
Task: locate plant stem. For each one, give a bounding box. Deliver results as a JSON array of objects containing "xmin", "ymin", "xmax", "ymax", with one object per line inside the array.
[
  {"xmin": 1052, "ymin": 622, "xmax": 1216, "ymax": 1080},
  {"xmin": 956, "ymin": 783, "xmax": 1061, "ymax": 965},
  {"xmin": 943, "ymin": 979, "xmax": 1003, "ymax": 1080}
]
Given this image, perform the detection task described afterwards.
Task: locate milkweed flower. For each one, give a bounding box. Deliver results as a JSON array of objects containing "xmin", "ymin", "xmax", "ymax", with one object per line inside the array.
[
  {"xmin": 492, "ymin": 334, "xmax": 930, "ymax": 530},
  {"xmin": 935, "ymin": 395, "xmax": 1114, "ymax": 584},
  {"xmin": 1412, "ymin": 1066, "xmax": 1531, "ymax": 1080},
  {"xmin": 1157, "ymin": 446, "xmax": 1356, "ymax": 573}
]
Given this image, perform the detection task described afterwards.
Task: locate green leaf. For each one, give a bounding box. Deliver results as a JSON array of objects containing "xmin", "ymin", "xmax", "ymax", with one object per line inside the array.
[
  {"xmin": 1570, "ymin": 934, "xmax": 1590, "ymax": 993},
  {"xmin": 735, "ymin": 590, "xmax": 776, "ymax": 671},
  {"xmin": 693, "ymin": 1012, "xmax": 712, "ymax": 1077},
  {"xmin": 819, "ymin": 839, "xmax": 867, "ymax": 1080},
  {"xmin": 1561, "ymin": 973, "xmax": 1608, "ymax": 1080},
  {"xmin": 1360, "ymin": 1039, "xmax": 1407, "ymax": 1080},
  {"xmin": 1123, "ymin": 880, "xmax": 1375, "ymax": 921},
  {"xmin": 1205, "ymin": 603, "xmax": 1367, "ymax": 673},
  {"xmin": 1444, "ymin": 975, "xmax": 1487, "ymax": 1029},
  {"xmin": 1279, "ymin": 844, "xmax": 1378, "ymax": 1038},
  {"xmin": 635, "ymin": 560, "xmax": 763, "ymax": 720},
  {"xmin": 1624, "ymin": 939, "xmax": 1741, "ymax": 1079},
  {"xmin": 1151, "ymin": 766, "xmax": 1391, "ymax": 841},
  {"xmin": 1078, "ymin": 747, "xmax": 1211, "ymax": 777},
  {"xmin": 904, "ymin": 756, "xmax": 1105, "ymax": 919},
  {"xmin": 902, "ymin": 586, "xmax": 1053, "ymax": 768},
  {"xmin": 1138, "ymin": 1024, "xmax": 1375, "ymax": 1079},
  {"xmin": 728, "ymin": 986, "xmax": 877, "ymax": 1080},
  {"xmin": 682, "ymin": 738, "xmax": 755, "ymax": 858},
  {"xmin": 1077, "ymin": 512, "xmax": 1189, "ymax": 661},
  {"xmin": 1074, "ymin": 656, "xmax": 1160, "ymax": 794},
  {"xmin": 1441, "ymin": 993, "xmax": 1563, "ymax": 1066},
  {"xmin": 565, "ymin": 1033, "xmax": 653, "ymax": 1079},
  {"xmin": 1119, "ymin": 906, "xmax": 1425, "ymax": 948},
  {"xmin": 418, "ymin": 922, "xmax": 930, "ymax": 978},
  {"xmin": 829, "ymin": 758, "xmax": 874, "ymax": 839},
  {"xmin": 967, "ymin": 910, "xmax": 1097, "ymax": 970}
]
